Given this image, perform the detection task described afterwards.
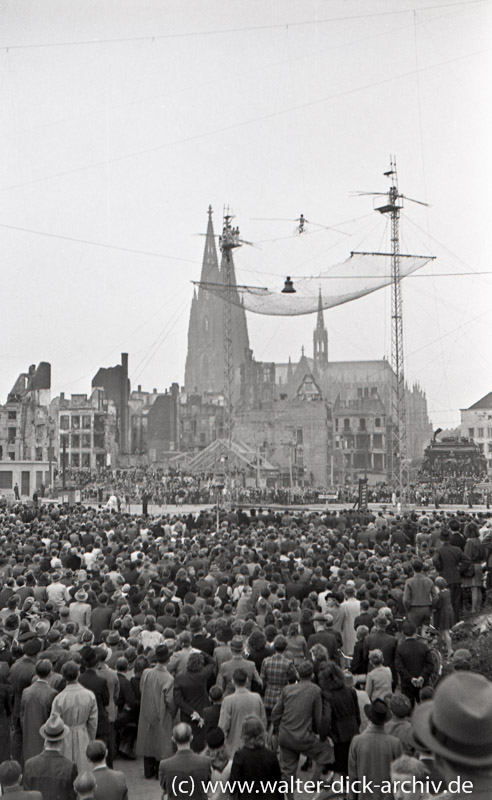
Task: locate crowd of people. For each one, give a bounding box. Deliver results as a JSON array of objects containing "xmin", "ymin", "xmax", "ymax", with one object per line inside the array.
[{"xmin": 0, "ymin": 499, "xmax": 491, "ymax": 799}]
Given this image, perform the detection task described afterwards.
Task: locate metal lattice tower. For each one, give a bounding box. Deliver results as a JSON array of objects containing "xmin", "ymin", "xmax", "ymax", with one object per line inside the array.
[
  {"xmin": 375, "ymin": 159, "xmax": 408, "ymax": 498},
  {"xmin": 219, "ymin": 209, "xmax": 242, "ymax": 452}
]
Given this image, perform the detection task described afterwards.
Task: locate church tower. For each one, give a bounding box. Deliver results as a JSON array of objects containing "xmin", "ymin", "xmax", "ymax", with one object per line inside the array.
[
  {"xmin": 184, "ymin": 206, "xmax": 250, "ymax": 397},
  {"xmin": 313, "ymin": 288, "xmax": 328, "ymax": 374}
]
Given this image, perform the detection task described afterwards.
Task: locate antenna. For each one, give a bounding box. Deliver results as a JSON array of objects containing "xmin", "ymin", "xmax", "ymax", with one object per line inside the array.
[{"xmin": 360, "ymin": 158, "xmax": 430, "ymax": 500}]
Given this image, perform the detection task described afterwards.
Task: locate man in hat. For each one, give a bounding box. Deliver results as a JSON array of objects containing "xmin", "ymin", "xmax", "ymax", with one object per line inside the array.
[
  {"xmin": 10, "ymin": 638, "xmax": 43, "ymax": 761},
  {"xmin": 23, "ymin": 713, "xmax": 78, "ymax": 800},
  {"xmin": 20, "ymin": 659, "xmax": 57, "ymax": 762},
  {"xmin": 307, "ymin": 613, "xmax": 342, "ymax": 663},
  {"xmin": 364, "ymin": 614, "xmax": 398, "ymax": 687},
  {"xmin": 51, "ymin": 661, "xmax": 98, "ymax": 773},
  {"xmin": 412, "ymin": 672, "xmax": 492, "ymax": 799},
  {"xmin": 68, "ymin": 589, "xmax": 91, "ymax": 628},
  {"xmin": 136, "ymin": 643, "xmax": 176, "ymax": 779},
  {"xmin": 78, "ymin": 647, "xmax": 111, "ymax": 759},
  {"xmin": 347, "ymin": 699, "xmax": 402, "ymax": 799},
  {"xmin": 216, "ymin": 636, "xmax": 261, "ymax": 697}
]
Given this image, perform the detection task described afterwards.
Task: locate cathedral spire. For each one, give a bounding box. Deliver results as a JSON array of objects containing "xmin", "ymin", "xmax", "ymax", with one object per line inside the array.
[
  {"xmin": 313, "ymin": 287, "xmax": 328, "ymax": 372},
  {"xmin": 200, "ymin": 204, "xmax": 220, "ymax": 284}
]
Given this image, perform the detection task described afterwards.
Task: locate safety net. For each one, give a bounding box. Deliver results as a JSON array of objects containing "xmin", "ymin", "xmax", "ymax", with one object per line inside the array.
[{"xmin": 195, "ymin": 251, "xmax": 434, "ymax": 316}]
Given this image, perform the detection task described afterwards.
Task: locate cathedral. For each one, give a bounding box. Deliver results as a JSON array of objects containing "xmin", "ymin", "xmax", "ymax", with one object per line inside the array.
[{"xmin": 183, "ymin": 207, "xmax": 432, "ymax": 486}]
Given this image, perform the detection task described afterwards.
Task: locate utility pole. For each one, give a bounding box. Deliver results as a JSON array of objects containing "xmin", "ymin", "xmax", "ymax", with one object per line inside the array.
[{"xmin": 219, "ymin": 210, "xmax": 242, "ymax": 501}]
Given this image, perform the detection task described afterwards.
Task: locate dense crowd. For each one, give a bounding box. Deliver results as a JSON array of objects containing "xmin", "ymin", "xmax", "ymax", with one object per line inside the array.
[{"xmin": 0, "ymin": 500, "xmax": 492, "ymax": 800}]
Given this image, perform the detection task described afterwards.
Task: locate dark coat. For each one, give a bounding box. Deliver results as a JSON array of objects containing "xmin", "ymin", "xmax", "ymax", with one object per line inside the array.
[
  {"xmin": 79, "ymin": 668, "xmax": 110, "ymax": 735},
  {"xmin": 92, "ymin": 765, "xmax": 128, "ymax": 800},
  {"xmin": 230, "ymin": 745, "xmax": 282, "ymax": 800},
  {"xmin": 23, "ymin": 749, "xmax": 78, "ymax": 800},
  {"xmin": 433, "ymin": 543, "xmax": 471, "ymax": 586},
  {"xmin": 20, "ymin": 679, "xmax": 58, "ymax": 761}
]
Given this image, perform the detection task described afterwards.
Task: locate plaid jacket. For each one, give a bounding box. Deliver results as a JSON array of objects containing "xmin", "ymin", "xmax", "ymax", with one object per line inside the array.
[{"xmin": 260, "ymin": 653, "xmax": 297, "ymax": 710}]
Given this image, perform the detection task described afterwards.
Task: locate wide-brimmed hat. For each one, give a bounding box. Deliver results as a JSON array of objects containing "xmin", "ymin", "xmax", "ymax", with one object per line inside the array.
[
  {"xmin": 106, "ymin": 631, "xmax": 121, "ymax": 646},
  {"xmin": 230, "ymin": 635, "xmax": 244, "ymax": 653},
  {"xmin": 412, "ymin": 672, "xmax": 492, "ymax": 767},
  {"xmin": 40, "ymin": 712, "xmax": 69, "ymax": 742},
  {"xmin": 74, "ymin": 589, "xmax": 88, "ymax": 602},
  {"xmin": 365, "ymin": 699, "xmax": 391, "ymax": 725},
  {"xmin": 189, "ymin": 617, "xmax": 203, "ymax": 633},
  {"xmin": 34, "ymin": 619, "xmax": 51, "ymax": 637}
]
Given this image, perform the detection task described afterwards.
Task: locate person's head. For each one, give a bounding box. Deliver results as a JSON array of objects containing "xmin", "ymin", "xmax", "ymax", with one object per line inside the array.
[
  {"xmin": 319, "ymin": 661, "xmax": 345, "ymax": 691},
  {"xmin": 232, "ymin": 668, "xmax": 248, "ymax": 688},
  {"xmin": 412, "ymin": 559, "xmax": 423, "ymax": 573},
  {"xmin": 209, "ymin": 685, "xmax": 223, "ymax": 705},
  {"xmin": 172, "ymin": 722, "xmax": 192, "ymax": 749},
  {"xmin": 205, "ymin": 726, "xmax": 225, "ymax": 751},
  {"xmin": 73, "ymin": 771, "xmax": 97, "ymax": 799},
  {"xmin": 61, "ymin": 660, "xmax": 80, "ymax": 683},
  {"xmin": 35, "ymin": 659, "xmax": 52, "ymax": 680},
  {"xmin": 369, "ymin": 649, "xmax": 384, "ymax": 667},
  {"xmin": 298, "ymin": 660, "xmax": 314, "ymax": 680},
  {"xmin": 390, "ymin": 755, "xmax": 430, "ymax": 800},
  {"xmin": 412, "ymin": 672, "xmax": 492, "ymax": 782},
  {"xmin": 273, "ymin": 634, "xmax": 288, "ymax": 653},
  {"xmin": 0, "ymin": 760, "xmax": 22, "ymax": 789},
  {"xmin": 187, "ymin": 652, "xmax": 204, "ymax": 672},
  {"xmin": 86, "ymin": 740, "xmax": 107, "ymax": 765},
  {"xmin": 402, "ymin": 620, "xmax": 417, "ymax": 638},
  {"xmin": 241, "ymin": 715, "xmax": 266, "ymax": 750}
]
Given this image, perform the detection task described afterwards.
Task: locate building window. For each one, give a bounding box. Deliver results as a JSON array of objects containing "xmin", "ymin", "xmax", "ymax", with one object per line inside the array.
[
  {"xmin": 82, "ymin": 416, "xmax": 91, "ymax": 429},
  {"xmin": 81, "ymin": 433, "xmax": 91, "ymax": 449},
  {"xmin": 0, "ymin": 471, "xmax": 13, "ymax": 489},
  {"xmin": 8, "ymin": 428, "xmax": 16, "ymax": 444},
  {"xmin": 373, "ymin": 433, "xmax": 383, "ymax": 448},
  {"xmin": 344, "ymin": 418, "xmax": 350, "ymax": 431},
  {"xmin": 60, "ymin": 415, "xmax": 69, "ymax": 430},
  {"xmin": 374, "ymin": 453, "xmax": 383, "ymax": 470},
  {"xmin": 359, "ymin": 418, "xmax": 366, "ymax": 431},
  {"xmin": 95, "ymin": 453, "xmax": 105, "ymax": 468},
  {"xmin": 468, "ymin": 428, "xmax": 474, "ymax": 438},
  {"xmin": 8, "ymin": 453, "xmax": 15, "ymax": 461},
  {"xmin": 7, "ymin": 410, "xmax": 16, "ymax": 420},
  {"xmin": 71, "ymin": 434, "xmax": 80, "ymax": 449},
  {"xmin": 81, "ymin": 453, "xmax": 91, "ymax": 468},
  {"xmin": 296, "ymin": 428, "xmax": 303, "ymax": 445},
  {"xmin": 94, "ymin": 433, "xmax": 105, "ymax": 449},
  {"xmin": 71, "ymin": 416, "xmax": 80, "ymax": 430},
  {"xmin": 35, "ymin": 447, "xmax": 43, "ymax": 461},
  {"xmin": 357, "ymin": 388, "xmax": 363, "ymax": 398},
  {"xmin": 71, "ymin": 453, "xmax": 80, "ymax": 467},
  {"xmin": 335, "ymin": 418, "xmax": 339, "ymax": 431},
  {"xmin": 488, "ymin": 443, "xmax": 492, "ymax": 453},
  {"xmin": 478, "ymin": 428, "xmax": 484, "ymax": 438}
]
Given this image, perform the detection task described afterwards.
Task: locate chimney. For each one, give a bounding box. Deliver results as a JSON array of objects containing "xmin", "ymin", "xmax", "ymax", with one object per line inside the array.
[{"xmin": 120, "ymin": 353, "xmax": 129, "ymax": 455}]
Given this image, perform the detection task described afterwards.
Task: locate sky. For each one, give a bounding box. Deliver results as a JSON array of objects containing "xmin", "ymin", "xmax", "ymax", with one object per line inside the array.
[{"xmin": 0, "ymin": 0, "xmax": 491, "ymax": 428}]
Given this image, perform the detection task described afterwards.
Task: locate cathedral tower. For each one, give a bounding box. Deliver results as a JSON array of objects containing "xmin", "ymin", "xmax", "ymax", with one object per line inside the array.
[
  {"xmin": 184, "ymin": 206, "xmax": 250, "ymax": 397},
  {"xmin": 313, "ymin": 288, "xmax": 328, "ymax": 374}
]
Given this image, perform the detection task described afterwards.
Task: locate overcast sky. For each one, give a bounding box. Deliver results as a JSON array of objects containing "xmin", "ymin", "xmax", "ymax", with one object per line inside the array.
[{"xmin": 1, "ymin": 0, "xmax": 491, "ymax": 428}]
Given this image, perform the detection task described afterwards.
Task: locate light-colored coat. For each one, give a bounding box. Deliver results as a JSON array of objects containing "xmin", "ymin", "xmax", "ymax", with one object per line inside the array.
[
  {"xmin": 51, "ymin": 681, "xmax": 98, "ymax": 772},
  {"xmin": 218, "ymin": 686, "xmax": 266, "ymax": 755},
  {"xmin": 136, "ymin": 664, "xmax": 176, "ymax": 760}
]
